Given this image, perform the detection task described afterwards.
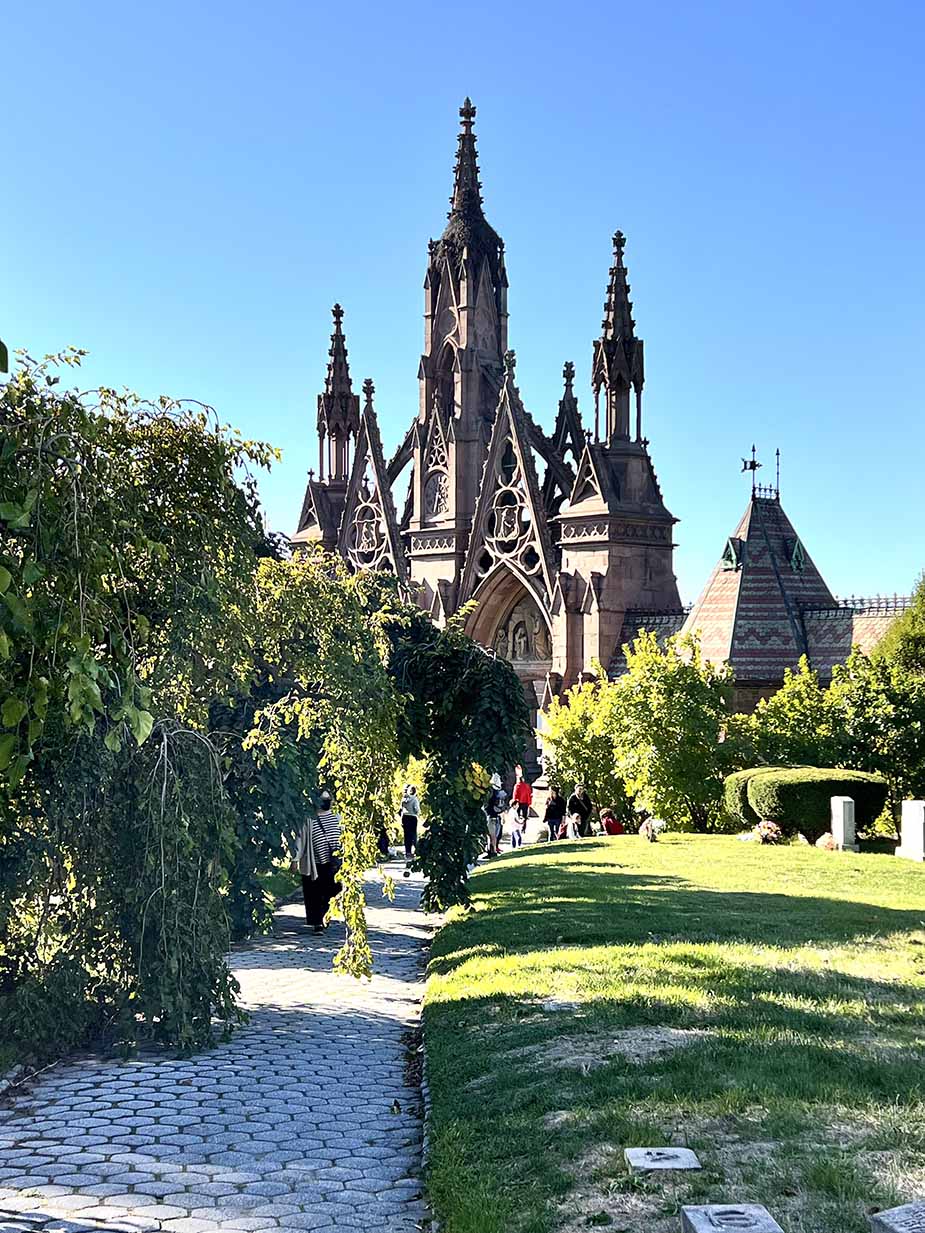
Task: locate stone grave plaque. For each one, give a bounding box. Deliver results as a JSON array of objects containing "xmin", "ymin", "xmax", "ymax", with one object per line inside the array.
[
  {"xmin": 624, "ymin": 1146, "xmax": 701, "ymax": 1172},
  {"xmin": 871, "ymin": 1200, "xmax": 925, "ymax": 1232},
  {"xmin": 681, "ymin": 1205, "xmax": 784, "ymax": 1232}
]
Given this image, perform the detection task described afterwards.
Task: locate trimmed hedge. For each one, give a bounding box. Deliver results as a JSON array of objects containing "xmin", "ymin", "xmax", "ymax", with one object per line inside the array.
[
  {"xmin": 746, "ymin": 768, "xmax": 889, "ymax": 841},
  {"xmin": 723, "ymin": 767, "xmax": 790, "ymax": 826}
]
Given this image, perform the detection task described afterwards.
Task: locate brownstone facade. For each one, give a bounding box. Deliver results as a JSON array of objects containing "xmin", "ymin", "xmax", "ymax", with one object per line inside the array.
[
  {"xmin": 293, "ymin": 99, "xmax": 683, "ymax": 737},
  {"xmin": 292, "ymin": 99, "xmax": 904, "ymax": 725}
]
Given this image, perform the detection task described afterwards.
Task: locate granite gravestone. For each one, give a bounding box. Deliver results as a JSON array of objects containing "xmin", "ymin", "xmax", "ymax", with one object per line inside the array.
[
  {"xmin": 831, "ymin": 796, "xmax": 858, "ymax": 851},
  {"xmin": 896, "ymin": 801, "xmax": 925, "ymax": 862}
]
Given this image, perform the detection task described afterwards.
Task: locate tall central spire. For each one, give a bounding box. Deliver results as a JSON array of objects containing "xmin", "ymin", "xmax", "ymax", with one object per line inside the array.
[
  {"xmin": 450, "ymin": 97, "xmax": 484, "ymax": 219},
  {"xmin": 436, "ymin": 97, "xmax": 503, "ymax": 277}
]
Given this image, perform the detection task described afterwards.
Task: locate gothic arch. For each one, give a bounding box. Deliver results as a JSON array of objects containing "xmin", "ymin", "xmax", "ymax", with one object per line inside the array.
[{"xmin": 464, "ymin": 561, "xmax": 552, "ymax": 656}]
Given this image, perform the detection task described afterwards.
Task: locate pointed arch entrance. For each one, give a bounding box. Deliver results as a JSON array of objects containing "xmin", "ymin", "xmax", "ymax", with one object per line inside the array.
[{"xmin": 465, "ymin": 565, "xmax": 553, "ymax": 774}]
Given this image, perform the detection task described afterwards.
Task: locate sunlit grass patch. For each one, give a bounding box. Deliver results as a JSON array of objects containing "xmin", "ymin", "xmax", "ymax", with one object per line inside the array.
[{"xmin": 423, "ymin": 835, "xmax": 925, "ymax": 1233}]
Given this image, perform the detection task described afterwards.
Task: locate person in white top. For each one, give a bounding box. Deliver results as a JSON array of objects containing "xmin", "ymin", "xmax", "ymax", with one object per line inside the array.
[{"xmin": 400, "ymin": 785, "xmax": 421, "ymax": 866}]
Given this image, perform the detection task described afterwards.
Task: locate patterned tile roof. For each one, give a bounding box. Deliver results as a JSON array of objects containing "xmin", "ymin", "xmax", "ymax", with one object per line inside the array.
[{"xmin": 682, "ymin": 495, "xmax": 837, "ymax": 681}]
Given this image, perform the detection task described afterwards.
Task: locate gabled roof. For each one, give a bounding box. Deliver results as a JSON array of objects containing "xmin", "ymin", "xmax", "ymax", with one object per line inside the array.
[
  {"xmin": 682, "ymin": 494, "xmax": 836, "ymax": 681},
  {"xmin": 459, "ymin": 351, "xmax": 557, "ymax": 606},
  {"xmin": 291, "ymin": 476, "xmax": 345, "ymax": 548},
  {"xmin": 337, "ymin": 380, "xmax": 407, "ymax": 583}
]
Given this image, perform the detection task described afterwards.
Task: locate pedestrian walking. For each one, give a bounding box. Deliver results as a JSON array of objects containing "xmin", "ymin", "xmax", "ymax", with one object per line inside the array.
[
  {"xmin": 400, "ymin": 784, "xmax": 421, "ymax": 863},
  {"xmin": 293, "ymin": 791, "xmax": 342, "ymax": 934},
  {"xmin": 484, "ymin": 773, "xmax": 507, "ymax": 856},
  {"xmin": 512, "ymin": 770, "xmax": 533, "ymax": 828},
  {"xmin": 567, "ymin": 783, "xmax": 593, "ymax": 838},
  {"xmin": 508, "ymin": 804, "xmax": 524, "ymax": 849},
  {"xmin": 544, "ymin": 787, "xmax": 567, "ymax": 841}
]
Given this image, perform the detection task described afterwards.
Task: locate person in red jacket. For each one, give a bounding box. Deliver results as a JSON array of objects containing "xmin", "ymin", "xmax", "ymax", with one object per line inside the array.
[
  {"xmin": 512, "ymin": 769, "xmax": 533, "ymax": 831},
  {"xmin": 600, "ymin": 808, "xmax": 625, "ymax": 836}
]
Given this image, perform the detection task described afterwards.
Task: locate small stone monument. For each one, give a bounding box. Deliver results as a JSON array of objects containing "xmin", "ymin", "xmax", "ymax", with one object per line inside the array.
[
  {"xmin": 681, "ymin": 1205, "xmax": 784, "ymax": 1231},
  {"xmin": 624, "ymin": 1146, "xmax": 701, "ymax": 1173},
  {"xmin": 831, "ymin": 796, "xmax": 858, "ymax": 851},
  {"xmin": 870, "ymin": 1200, "xmax": 925, "ymax": 1231},
  {"xmin": 896, "ymin": 801, "xmax": 925, "ymax": 863}
]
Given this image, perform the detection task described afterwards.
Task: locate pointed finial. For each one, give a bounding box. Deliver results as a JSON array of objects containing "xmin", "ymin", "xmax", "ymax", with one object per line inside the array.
[
  {"xmin": 362, "ymin": 377, "xmax": 375, "ymax": 406},
  {"xmin": 613, "ymin": 230, "xmax": 626, "ymax": 262},
  {"xmin": 741, "ymin": 444, "xmax": 762, "ymax": 493},
  {"xmin": 460, "ymin": 97, "xmax": 476, "ymax": 130},
  {"xmin": 332, "ymin": 303, "xmax": 344, "ymax": 328},
  {"xmin": 503, "ymin": 349, "xmax": 516, "ymax": 379},
  {"xmin": 563, "ymin": 360, "xmax": 575, "ymax": 387},
  {"xmin": 307, "ymin": 467, "xmax": 315, "ymax": 481}
]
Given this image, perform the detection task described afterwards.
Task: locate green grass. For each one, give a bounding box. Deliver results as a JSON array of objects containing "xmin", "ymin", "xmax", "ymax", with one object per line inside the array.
[
  {"xmin": 423, "ymin": 836, "xmax": 925, "ymax": 1233},
  {"xmin": 257, "ymin": 860, "xmax": 301, "ymax": 904}
]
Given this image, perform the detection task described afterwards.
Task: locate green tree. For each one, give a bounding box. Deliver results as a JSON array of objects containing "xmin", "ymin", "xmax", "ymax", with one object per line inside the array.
[
  {"xmin": 614, "ymin": 631, "xmax": 735, "ymax": 831},
  {"xmin": 0, "ymin": 351, "xmax": 274, "ymax": 1053},
  {"xmin": 749, "ymin": 656, "xmax": 844, "ymax": 767},
  {"xmin": 828, "ymin": 649, "xmax": 925, "ymax": 811},
  {"xmin": 542, "ymin": 673, "xmax": 631, "ymax": 820},
  {"xmin": 372, "ymin": 591, "xmax": 531, "ymax": 910},
  {"xmin": 873, "ymin": 573, "xmax": 925, "ymax": 676}
]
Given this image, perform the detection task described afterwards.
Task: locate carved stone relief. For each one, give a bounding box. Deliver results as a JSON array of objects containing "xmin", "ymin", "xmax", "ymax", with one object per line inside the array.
[{"xmin": 492, "ymin": 593, "xmax": 552, "ymax": 664}]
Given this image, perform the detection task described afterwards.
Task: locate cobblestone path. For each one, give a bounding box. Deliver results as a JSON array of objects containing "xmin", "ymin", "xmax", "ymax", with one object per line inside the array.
[{"xmin": 0, "ymin": 868, "xmax": 431, "ymax": 1233}]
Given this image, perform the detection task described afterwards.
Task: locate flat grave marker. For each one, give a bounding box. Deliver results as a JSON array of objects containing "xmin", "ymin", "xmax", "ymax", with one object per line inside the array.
[
  {"xmin": 870, "ymin": 1200, "xmax": 925, "ymax": 1232},
  {"xmin": 624, "ymin": 1146, "xmax": 701, "ymax": 1172},
  {"xmin": 681, "ymin": 1205, "xmax": 784, "ymax": 1231}
]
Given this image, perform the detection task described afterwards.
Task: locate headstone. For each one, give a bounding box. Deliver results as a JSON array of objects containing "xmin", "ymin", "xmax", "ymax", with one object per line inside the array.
[
  {"xmin": 681, "ymin": 1205, "xmax": 784, "ymax": 1231},
  {"xmin": 624, "ymin": 1146, "xmax": 701, "ymax": 1172},
  {"xmin": 896, "ymin": 801, "xmax": 925, "ymax": 862},
  {"xmin": 831, "ymin": 796, "xmax": 858, "ymax": 851},
  {"xmin": 870, "ymin": 1200, "xmax": 925, "ymax": 1231}
]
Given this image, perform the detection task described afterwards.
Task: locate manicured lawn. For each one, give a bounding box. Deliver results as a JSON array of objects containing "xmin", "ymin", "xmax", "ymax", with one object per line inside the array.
[{"xmin": 423, "ymin": 836, "xmax": 925, "ymax": 1233}]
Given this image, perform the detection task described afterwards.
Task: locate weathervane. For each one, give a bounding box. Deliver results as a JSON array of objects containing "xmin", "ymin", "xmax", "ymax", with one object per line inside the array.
[{"xmin": 741, "ymin": 444, "xmax": 762, "ymax": 494}]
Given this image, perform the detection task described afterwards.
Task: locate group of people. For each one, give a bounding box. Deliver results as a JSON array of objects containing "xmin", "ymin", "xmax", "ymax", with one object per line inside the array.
[
  {"xmin": 292, "ymin": 772, "xmax": 626, "ymax": 935},
  {"xmin": 484, "ymin": 773, "xmax": 625, "ymax": 850}
]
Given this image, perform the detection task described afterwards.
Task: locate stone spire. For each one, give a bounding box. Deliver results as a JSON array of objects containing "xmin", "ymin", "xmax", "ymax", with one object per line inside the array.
[
  {"xmin": 450, "ymin": 97, "xmax": 483, "ymax": 216},
  {"xmin": 436, "ymin": 98, "xmax": 503, "ymax": 281},
  {"xmin": 592, "ymin": 231, "xmax": 645, "ymax": 444},
  {"xmin": 317, "ymin": 303, "xmax": 360, "ymax": 483}
]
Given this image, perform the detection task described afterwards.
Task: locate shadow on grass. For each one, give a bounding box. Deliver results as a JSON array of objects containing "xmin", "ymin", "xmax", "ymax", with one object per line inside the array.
[{"xmin": 430, "ymin": 847, "xmax": 925, "ymax": 978}]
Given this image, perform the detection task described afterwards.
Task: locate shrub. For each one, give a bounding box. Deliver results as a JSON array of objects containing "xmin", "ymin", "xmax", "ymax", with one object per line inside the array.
[
  {"xmin": 723, "ymin": 766, "xmax": 791, "ymax": 826},
  {"xmin": 746, "ymin": 768, "xmax": 889, "ymax": 842}
]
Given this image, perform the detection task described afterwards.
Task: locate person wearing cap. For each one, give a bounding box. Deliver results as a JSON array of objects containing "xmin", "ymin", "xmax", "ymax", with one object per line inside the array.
[{"xmin": 292, "ymin": 791, "xmax": 342, "ymax": 934}]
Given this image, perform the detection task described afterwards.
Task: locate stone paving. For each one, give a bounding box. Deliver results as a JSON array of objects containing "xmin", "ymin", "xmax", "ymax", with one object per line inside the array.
[{"xmin": 0, "ymin": 867, "xmax": 431, "ymax": 1233}]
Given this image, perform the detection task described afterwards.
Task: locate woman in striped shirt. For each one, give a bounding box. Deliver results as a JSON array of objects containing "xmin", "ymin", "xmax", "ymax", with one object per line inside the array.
[{"xmin": 294, "ymin": 791, "xmax": 342, "ymax": 934}]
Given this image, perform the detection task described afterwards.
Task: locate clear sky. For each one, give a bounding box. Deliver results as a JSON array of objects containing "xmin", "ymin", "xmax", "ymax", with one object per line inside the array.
[{"xmin": 3, "ymin": 0, "xmax": 923, "ymax": 604}]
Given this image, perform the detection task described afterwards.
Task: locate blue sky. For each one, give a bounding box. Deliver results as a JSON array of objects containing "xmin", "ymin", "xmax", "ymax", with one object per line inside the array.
[{"xmin": 3, "ymin": 0, "xmax": 923, "ymax": 603}]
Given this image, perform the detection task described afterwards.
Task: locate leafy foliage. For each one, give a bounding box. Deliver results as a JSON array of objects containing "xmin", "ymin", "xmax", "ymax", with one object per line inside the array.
[
  {"xmin": 542, "ymin": 633, "xmax": 736, "ymax": 833},
  {"xmin": 0, "ymin": 351, "xmax": 273, "ymax": 1054},
  {"xmin": 542, "ymin": 676, "xmax": 631, "ymax": 820},
  {"xmin": 377, "ymin": 598, "xmax": 531, "ymax": 911},
  {"xmin": 873, "ymin": 572, "xmax": 925, "ymax": 676}
]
